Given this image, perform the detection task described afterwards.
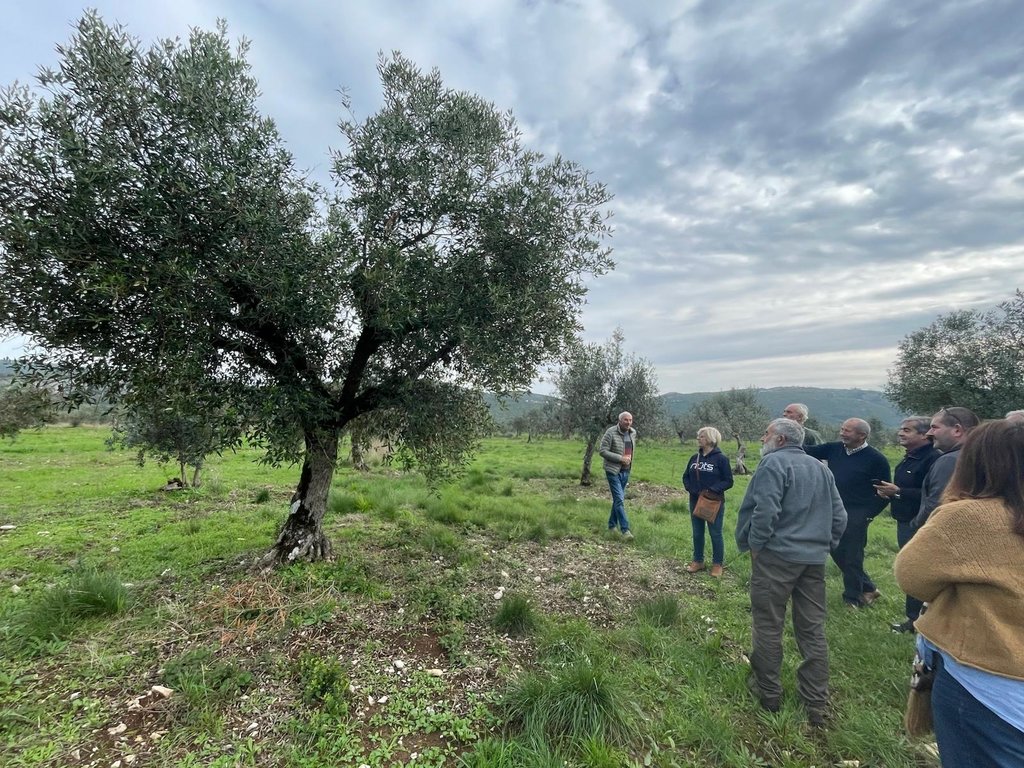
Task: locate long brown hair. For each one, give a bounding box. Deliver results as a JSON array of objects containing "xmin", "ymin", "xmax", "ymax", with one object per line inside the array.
[{"xmin": 944, "ymin": 419, "xmax": 1024, "ymax": 536}]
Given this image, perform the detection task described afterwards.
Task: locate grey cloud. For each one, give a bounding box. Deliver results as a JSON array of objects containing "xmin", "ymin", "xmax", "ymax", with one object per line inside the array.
[{"xmin": 2, "ymin": 0, "xmax": 1022, "ymax": 393}]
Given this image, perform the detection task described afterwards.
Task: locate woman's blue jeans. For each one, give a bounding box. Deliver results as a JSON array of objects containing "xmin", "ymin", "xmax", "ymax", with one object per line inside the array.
[
  {"xmin": 932, "ymin": 654, "xmax": 1024, "ymax": 767},
  {"xmin": 690, "ymin": 499, "xmax": 725, "ymax": 564}
]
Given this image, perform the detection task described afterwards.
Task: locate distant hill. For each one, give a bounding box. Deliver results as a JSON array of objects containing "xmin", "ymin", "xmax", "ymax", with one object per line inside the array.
[
  {"xmin": 483, "ymin": 392, "xmax": 560, "ymax": 422},
  {"xmin": 486, "ymin": 387, "xmax": 906, "ymax": 428},
  {"xmin": 660, "ymin": 387, "xmax": 905, "ymax": 427}
]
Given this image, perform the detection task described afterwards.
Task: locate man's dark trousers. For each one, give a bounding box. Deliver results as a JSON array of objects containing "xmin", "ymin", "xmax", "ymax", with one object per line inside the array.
[
  {"xmin": 830, "ymin": 513, "xmax": 875, "ymax": 605},
  {"xmin": 749, "ymin": 550, "xmax": 829, "ymax": 711},
  {"xmin": 896, "ymin": 521, "xmax": 923, "ymax": 620}
]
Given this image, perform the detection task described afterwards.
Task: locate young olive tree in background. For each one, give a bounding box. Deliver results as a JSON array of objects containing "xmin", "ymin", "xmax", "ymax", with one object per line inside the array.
[
  {"xmin": 0, "ymin": 14, "xmax": 612, "ymax": 565},
  {"xmin": 866, "ymin": 416, "xmax": 892, "ymax": 448},
  {"xmin": 107, "ymin": 395, "xmax": 243, "ymax": 488},
  {"xmin": 682, "ymin": 388, "xmax": 770, "ymax": 451},
  {"xmin": 553, "ymin": 329, "xmax": 660, "ymax": 486},
  {"xmin": 0, "ymin": 383, "xmax": 53, "ymax": 439},
  {"xmin": 886, "ymin": 291, "xmax": 1024, "ymax": 417}
]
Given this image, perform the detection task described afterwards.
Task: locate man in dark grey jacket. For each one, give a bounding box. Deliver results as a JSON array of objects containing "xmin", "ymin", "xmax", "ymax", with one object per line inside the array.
[
  {"xmin": 911, "ymin": 406, "xmax": 979, "ymax": 529},
  {"xmin": 736, "ymin": 418, "xmax": 847, "ymax": 726}
]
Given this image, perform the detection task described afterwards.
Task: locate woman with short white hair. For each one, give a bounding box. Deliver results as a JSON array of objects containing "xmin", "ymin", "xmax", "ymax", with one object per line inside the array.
[{"xmin": 682, "ymin": 426, "xmax": 734, "ymax": 577}]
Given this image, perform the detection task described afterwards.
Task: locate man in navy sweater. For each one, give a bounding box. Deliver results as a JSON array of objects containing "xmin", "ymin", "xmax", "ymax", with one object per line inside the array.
[{"xmin": 805, "ymin": 419, "xmax": 891, "ymax": 608}]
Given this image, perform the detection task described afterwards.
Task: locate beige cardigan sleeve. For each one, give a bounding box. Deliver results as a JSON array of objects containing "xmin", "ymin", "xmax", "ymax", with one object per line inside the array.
[{"xmin": 893, "ymin": 501, "xmax": 983, "ymax": 602}]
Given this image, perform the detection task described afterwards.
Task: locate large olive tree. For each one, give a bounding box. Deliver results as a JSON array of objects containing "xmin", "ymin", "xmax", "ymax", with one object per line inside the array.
[
  {"xmin": 0, "ymin": 14, "xmax": 612, "ymax": 564},
  {"xmin": 886, "ymin": 291, "xmax": 1024, "ymax": 417}
]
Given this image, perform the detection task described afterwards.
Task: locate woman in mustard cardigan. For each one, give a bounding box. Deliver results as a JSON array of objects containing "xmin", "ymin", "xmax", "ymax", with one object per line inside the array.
[{"xmin": 894, "ymin": 419, "xmax": 1024, "ymax": 767}]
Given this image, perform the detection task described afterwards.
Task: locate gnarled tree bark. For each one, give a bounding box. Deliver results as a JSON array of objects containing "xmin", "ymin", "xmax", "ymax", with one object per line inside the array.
[
  {"xmin": 260, "ymin": 427, "xmax": 339, "ymax": 567},
  {"xmin": 579, "ymin": 434, "xmax": 598, "ymax": 486}
]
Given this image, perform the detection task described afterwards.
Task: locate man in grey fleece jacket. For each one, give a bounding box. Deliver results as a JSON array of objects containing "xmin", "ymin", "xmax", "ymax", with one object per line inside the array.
[{"xmin": 736, "ymin": 418, "xmax": 847, "ymax": 725}]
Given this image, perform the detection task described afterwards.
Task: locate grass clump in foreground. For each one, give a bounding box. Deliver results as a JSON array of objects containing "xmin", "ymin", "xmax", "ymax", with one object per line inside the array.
[
  {"xmin": 635, "ymin": 593, "xmax": 681, "ymax": 628},
  {"xmin": 493, "ymin": 593, "xmax": 539, "ymax": 636},
  {"xmin": 502, "ymin": 656, "xmax": 639, "ymax": 752},
  {"xmin": 6, "ymin": 567, "xmax": 130, "ymax": 654}
]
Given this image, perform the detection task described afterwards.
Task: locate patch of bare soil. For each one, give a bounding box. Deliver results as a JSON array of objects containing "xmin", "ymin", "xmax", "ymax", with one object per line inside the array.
[
  {"xmin": 531, "ymin": 477, "xmax": 685, "ymax": 507},
  {"xmin": 58, "ymin": 530, "xmax": 716, "ymax": 766}
]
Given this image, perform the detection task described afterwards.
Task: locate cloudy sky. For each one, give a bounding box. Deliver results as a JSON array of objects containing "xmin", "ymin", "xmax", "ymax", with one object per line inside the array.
[{"xmin": 3, "ymin": 1, "xmax": 1022, "ymax": 394}]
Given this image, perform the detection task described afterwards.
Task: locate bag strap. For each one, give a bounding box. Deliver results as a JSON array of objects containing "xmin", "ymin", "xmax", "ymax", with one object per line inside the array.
[{"xmin": 693, "ymin": 450, "xmax": 710, "ymax": 490}]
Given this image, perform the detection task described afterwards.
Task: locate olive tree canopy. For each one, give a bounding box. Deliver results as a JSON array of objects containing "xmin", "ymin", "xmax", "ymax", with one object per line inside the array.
[
  {"xmin": 0, "ymin": 14, "xmax": 613, "ymax": 563},
  {"xmin": 885, "ymin": 291, "xmax": 1024, "ymax": 418}
]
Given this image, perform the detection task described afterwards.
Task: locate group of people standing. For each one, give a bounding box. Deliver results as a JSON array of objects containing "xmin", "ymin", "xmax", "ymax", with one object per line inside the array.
[{"xmin": 598, "ymin": 405, "xmax": 1024, "ymax": 765}]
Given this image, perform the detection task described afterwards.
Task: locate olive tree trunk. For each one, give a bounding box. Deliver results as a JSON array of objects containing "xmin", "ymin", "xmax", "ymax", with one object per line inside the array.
[
  {"xmin": 260, "ymin": 427, "xmax": 339, "ymax": 567},
  {"xmin": 579, "ymin": 434, "xmax": 599, "ymax": 486},
  {"xmin": 350, "ymin": 438, "xmax": 369, "ymax": 472}
]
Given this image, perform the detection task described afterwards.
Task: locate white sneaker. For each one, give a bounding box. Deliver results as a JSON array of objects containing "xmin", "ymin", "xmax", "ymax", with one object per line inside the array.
[{"xmin": 622, "ymin": 530, "xmax": 634, "ymax": 540}]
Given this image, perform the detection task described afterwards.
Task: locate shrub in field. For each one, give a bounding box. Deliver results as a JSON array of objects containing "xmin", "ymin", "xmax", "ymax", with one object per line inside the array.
[
  {"xmin": 297, "ymin": 653, "xmax": 350, "ymax": 717},
  {"xmin": 493, "ymin": 594, "xmax": 538, "ymax": 637},
  {"xmin": 163, "ymin": 647, "xmax": 254, "ymax": 711},
  {"xmin": 107, "ymin": 398, "xmax": 241, "ymax": 488}
]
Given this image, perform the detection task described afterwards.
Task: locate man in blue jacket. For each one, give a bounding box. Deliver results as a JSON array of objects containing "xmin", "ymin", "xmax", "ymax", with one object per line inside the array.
[
  {"xmin": 736, "ymin": 418, "xmax": 847, "ymax": 726},
  {"xmin": 805, "ymin": 418, "xmax": 891, "ymax": 608}
]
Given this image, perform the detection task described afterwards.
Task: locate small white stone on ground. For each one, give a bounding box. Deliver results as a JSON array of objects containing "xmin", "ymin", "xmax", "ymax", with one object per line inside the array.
[
  {"xmin": 426, "ymin": 669, "xmax": 443, "ymax": 677},
  {"xmin": 392, "ymin": 660, "xmax": 406, "ymax": 670},
  {"xmin": 151, "ymin": 685, "xmax": 173, "ymax": 698},
  {"xmin": 107, "ymin": 723, "xmax": 127, "ymax": 736}
]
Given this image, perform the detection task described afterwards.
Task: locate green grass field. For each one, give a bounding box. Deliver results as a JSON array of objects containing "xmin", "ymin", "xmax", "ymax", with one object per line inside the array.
[{"xmin": 0, "ymin": 426, "xmax": 938, "ymax": 767}]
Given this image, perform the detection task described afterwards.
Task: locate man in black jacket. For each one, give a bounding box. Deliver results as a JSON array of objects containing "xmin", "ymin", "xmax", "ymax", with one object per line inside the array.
[
  {"xmin": 873, "ymin": 416, "xmax": 940, "ymax": 632},
  {"xmin": 805, "ymin": 418, "xmax": 891, "ymax": 608}
]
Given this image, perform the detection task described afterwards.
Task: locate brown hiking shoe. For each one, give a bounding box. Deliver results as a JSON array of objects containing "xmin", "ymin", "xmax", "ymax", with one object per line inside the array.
[
  {"xmin": 686, "ymin": 561, "xmax": 706, "ymax": 573},
  {"xmin": 710, "ymin": 564, "xmax": 724, "ymax": 578}
]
